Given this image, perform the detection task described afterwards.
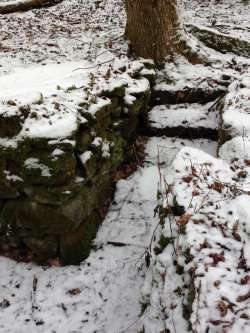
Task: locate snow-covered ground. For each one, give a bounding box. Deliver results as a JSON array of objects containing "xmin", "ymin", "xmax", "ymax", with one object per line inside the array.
[
  {"xmin": 0, "ymin": 137, "xmax": 217, "ymax": 333},
  {"xmin": 0, "ymin": 0, "xmax": 250, "ymax": 332},
  {"xmin": 141, "ymin": 145, "xmax": 250, "ymax": 333},
  {"xmin": 183, "ymin": 0, "xmax": 250, "ymax": 42}
]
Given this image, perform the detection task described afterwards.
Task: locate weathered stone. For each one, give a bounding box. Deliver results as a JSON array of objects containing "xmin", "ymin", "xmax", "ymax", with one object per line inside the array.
[
  {"xmin": 0, "ymin": 153, "xmax": 22, "ymax": 198},
  {"xmin": 22, "ymin": 149, "xmax": 76, "ymax": 186},
  {"xmin": 0, "ymin": 105, "xmax": 29, "ymax": 137},
  {"xmin": 60, "ymin": 210, "xmax": 101, "ymax": 265},
  {"xmin": 0, "ymin": 71, "xmax": 150, "ymax": 264},
  {"xmin": 188, "ymin": 24, "xmax": 250, "ymax": 58},
  {"xmin": 103, "ymin": 83, "xmax": 126, "ymax": 98},
  {"xmin": 22, "ymin": 235, "xmax": 58, "ymax": 261}
]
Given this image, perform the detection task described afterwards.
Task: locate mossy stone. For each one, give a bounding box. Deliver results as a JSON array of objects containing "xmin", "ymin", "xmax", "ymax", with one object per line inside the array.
[{"xmin": 60, "ymin": 210, "xmax": 102, "ymax": 265}]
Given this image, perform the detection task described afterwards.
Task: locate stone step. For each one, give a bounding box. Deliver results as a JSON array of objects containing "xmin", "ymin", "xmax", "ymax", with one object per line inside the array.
[{"xmin": 147, "ymin": 102, "xmax": 219, "ymax": 139}]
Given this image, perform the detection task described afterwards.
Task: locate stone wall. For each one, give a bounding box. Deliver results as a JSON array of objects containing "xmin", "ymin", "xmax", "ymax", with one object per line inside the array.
[{"xmin": 0, "ymin": 64, "xmax": 152, "ymax": 264}]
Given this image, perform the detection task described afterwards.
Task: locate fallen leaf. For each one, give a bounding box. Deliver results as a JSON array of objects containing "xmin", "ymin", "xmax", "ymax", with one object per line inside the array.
[{"xmin": 67, "ymin": 288, "xmax": 81, "ymax": 296}]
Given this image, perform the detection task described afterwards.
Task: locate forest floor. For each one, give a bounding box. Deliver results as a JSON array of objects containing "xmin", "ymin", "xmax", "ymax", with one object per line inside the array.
[{"xmin": 0, "ymin": 0, "xmax": 250, "ymax": 333}]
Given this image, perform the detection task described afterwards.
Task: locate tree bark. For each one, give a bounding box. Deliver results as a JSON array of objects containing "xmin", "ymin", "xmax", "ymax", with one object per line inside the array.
[{"xmin": 125, "ymin": 0, "xmax": 196, "ymax": 63}]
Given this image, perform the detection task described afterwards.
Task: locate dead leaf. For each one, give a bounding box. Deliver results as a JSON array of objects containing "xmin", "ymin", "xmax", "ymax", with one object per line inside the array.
[
  {"xmin": 209, "ymin": 181, "xmax": 224, "ymax": 193},
  {"xmin": 236, "ymin": 290, "xmax": 250, "ymax": 303},
  {"xmin": 182, "ymin": 176, "xmax": 193, "ymax": 183},
  {"xmin": 209, "ymin": 252, "xmax": 225, "ymax": 266},
  {"xmin": 232, "ymin": 221, "xmax": 241, "ymax": 242},
  {"xmin": 217, "ymin": 300, "xmax": 228, "ymax": 317},
  {"xmin": 178, "ymin": 214, "xmax": 192, "ymax": 226},
  {"xmin": 67, "ymin": 288, "xmax": 81, "ymax": 296}
]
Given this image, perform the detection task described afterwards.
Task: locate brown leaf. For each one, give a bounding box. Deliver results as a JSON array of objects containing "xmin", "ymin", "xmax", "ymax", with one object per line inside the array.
[
  {"xmin": 67, "ymin": 288, "xmax": 81, "ymax": 296},
  {"xmin": 210, "ymin": 181, "xmax": 224, "ymax": 193},
  {"xmin": 237, "ymin": 170, "xmax": 247, "ymax": 179},
  {"xmin": 192, "ymin": 190, "xmax": 199, "ymax": 196},
  {"xmin": 209, "ymin": 320, "xmax": 222, "ymax": 326},
  {"xmin": 193, "ymin": 219, "xmax": 205, "ymax": 225},
  {"xmin": 191, "ymin": 166, "xmax": 198, "ymax": 177},
  {"xmin": 217, "ymin": 300, "xmax": 228, "ymax": 317},
  {"xmin": 240, "ymin": 313, "xmax": 250, "ymax": 319},
  {"xmin": 236, "ymin": 290, "xmax": 250, "ymax": 303},
  {"xmin": 240, "ymin": 275, "xmax": 250, "ymax": 285},
  {"xmin": 182, "ymin": 175, "xmax": 193, "ymax": 183},
  {"xmin": 232, "ymin": 222, "xmax": 241, "ymax": 242},
  {"xmin": 178, "ymin": 214, "xmax": 192, "ymax": 226},
  {"xmin": 214, "ymin": 280, "xmax": 221, "ymax": 288},
  {"xmin": 209, "ymin": 252, "xmax": 225, "ymax": 266}
]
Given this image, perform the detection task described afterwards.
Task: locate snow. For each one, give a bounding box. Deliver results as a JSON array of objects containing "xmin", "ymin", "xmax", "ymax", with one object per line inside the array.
[
  {"xmin": 0, "ymin": 137, "xmax": 161, "ymax": 333},
  {"xmin": 4, "ymin": 170, "xmax": 23, "ymax": 182},
  {"xmin": 219, "ymin": 136, "xmax": 250, "ymax": 162},
  {"xmin": 101, "ymin": 139, "xmax": 111, "ymax": 158},
  {"xmin": 221, "ymin": 72, "xmax": 250, "ymax": 138},
  {"xmin": 149, "ymin": 102, "xmax": 218, "ymax": 130},
  {"xmin": 87, "ymin": 97, "xmax": 111, "ymax": 117},
  {"xmin": 24, "ymin": 157, "xmax": 52, "ymax": 177},
  {"xmin": 0, "ymin": 0, "xmax": 250, "ymax": 332},
  {"xmin": 126, "ymin": 78, "xmax": 150, "ymax": 96},
  {"xmin": 0, "ymin": 61, "xmax": 91, "ymax": 100},
  {"xmin": 183, "ymin": 0, "xmax": 250, "ymax": 43},
  {"xmin": 51, "ymin": 148, "xmax": 65, "ymax": 158},
  {"xmin": 0, "ymin": 137, "xmax": 218, "ymax": 333},
  {"xmin": 142, "ymin": 146, "xmax": 250, "ymax": 333},
  {"xmin": 80, "ymin": 151, "xmax": 92, "ymax": 165}
]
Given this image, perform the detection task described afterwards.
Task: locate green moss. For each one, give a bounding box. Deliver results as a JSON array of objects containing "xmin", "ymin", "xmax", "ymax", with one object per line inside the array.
[
  {"xmin": 172, "ymin": 196, "xmax": 185, "ymax": 216},
  {"xmin": 103, "ymin": 84, "xmax": 126, "ymax": 98},
  {"xmin": 174, "ymin": 286, "xmax": 183, "ymax": 296},
  {"xmin": 60, "ymin": 210, "xmax": 102, "ymax": 265},
  {"xmin": 179, "ymin": 223, "xmax": 187, "ymax": 235},
  {"xmin": 0, "ymin": 80, "xmax": 150, "ymax": 264},
  {"xmin": 154, "ymin": 234, "xmax": 174, "ymax": 255},
  {"xmin": 183, "ymin": 248, "xmax": 194, "ymax": 264},
  {"xmin": 66, "ymin": 85, "xmax": 77, "ymax": 92},
  {"xmin": 176, "ymin": 264, "xmax": 184, "ymax": 275}
]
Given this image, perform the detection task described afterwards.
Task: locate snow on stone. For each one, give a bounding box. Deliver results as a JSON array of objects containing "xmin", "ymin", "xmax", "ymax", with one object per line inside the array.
[
  {"xmin": 124, "ymin": 94, "xmax": 136, "ymax": 105},
  {"xmin": 101, "ymin": 139, "xmax": 112, "ymax": 158},
  {"xmin": 4, "ymin": 170, "xmax": 23, "ymax": 182},
  {"xmin": 80, "ymin": 151, "xmax": 92, "ymax": 165},
  {"xmin": 51, "ymin": 148, "xmax": 64, "ymax": 157},
  {"xmin": 0, "ymin": 57, "xmax": 150, "ymax": 142},
  {"xmin": 126, "ymin": 77, "xmax": 150, "ymax": 95},
  {"xmin": 149, "ymin": 102, "xmax": 218, "ymax": 130},
  {"xmin": 87, "ymin": 97, "xmax": 111, "ymax": 116},
  {"xmin": 24, "ymin": 157, "xmax": 52, "ymax": 177},
  {"xmin": 92, "ymin": 136, "xmax": 102, "ymax": 147},
  {"xmin": 0, "ymin": 61, "xmax": 91, "ymax": 100},
  {"xmin": 221, "ymin": 72, "xmax": 250, "ymax": 138},
  {"xmin": 20, "ymin": 103, "xmax": 79, "ymax": 139},
  {"xmin": 142, "ymin": 147, "xmax": 250, "ymax": 333},
  {"xmin": 219, "ymin": 136, "xmax": 250, "ymax": 162}
]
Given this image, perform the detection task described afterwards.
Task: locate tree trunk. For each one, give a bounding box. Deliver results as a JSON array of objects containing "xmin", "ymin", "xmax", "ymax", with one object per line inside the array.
[{"xmin": 125, "ymin": 0, "xmax": 195, "ymax": 63}]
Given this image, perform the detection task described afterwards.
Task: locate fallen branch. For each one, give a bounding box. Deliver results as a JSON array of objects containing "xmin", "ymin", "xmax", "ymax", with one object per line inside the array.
[{"xmin": 0, "ymin": 0, "xmax": 62, "ymax": 14}]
